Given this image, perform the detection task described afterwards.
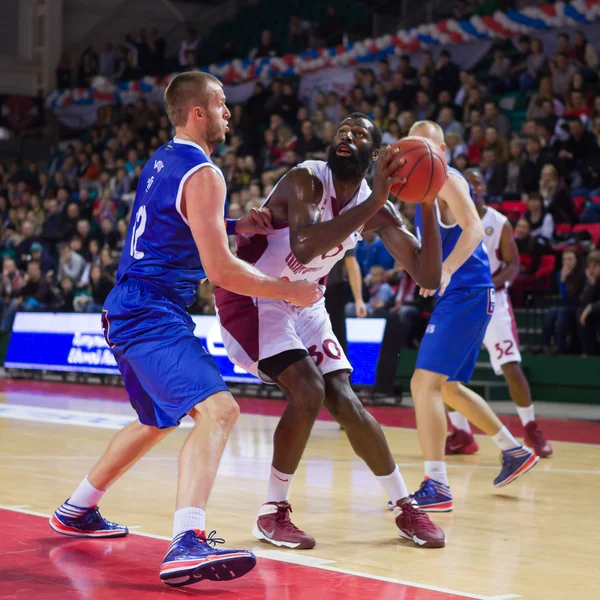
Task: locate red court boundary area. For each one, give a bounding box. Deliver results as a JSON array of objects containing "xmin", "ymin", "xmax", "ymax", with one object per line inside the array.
[
  {"xmin": 1, "ymin": 379, "xmax": 598, "ymax": 444},
  {"xmin": 0, "ymin": 509, "xmax": 477, "ymax": 600}
]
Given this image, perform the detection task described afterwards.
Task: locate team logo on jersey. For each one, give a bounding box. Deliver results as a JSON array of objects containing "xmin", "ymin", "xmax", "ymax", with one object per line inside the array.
[
  {"xmin": 154, "ymin": 160, "xmax": 164, "ymax": 172},
  {"xmin": 485, "ymin": 226, "xmax": 494, "ymax": 235},
  {"xmin": 425, "ymin": 324, "xmax": 435, "ymax": 334}
]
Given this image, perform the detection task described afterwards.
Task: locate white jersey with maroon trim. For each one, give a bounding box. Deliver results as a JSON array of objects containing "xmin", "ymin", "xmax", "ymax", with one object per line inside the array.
[
  {"xmin": 236, "ymin": 160, "xmax": 371, "ymax": 287},
  {"xmin": 481, "ymin": 206, "xmax": 508, "ymax": 284}
]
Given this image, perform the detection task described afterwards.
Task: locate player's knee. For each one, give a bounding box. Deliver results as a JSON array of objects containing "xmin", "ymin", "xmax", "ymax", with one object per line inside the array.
[
  {"xmin": 327, "ymin": 391, "xmax": 364, "ymax": 425},
  {"xmin": 190, "ymin": 392, "xmax": 240, "ymax": 427},
  {"xmin": 500, "ymin": 361, "xmax": 521, "ymax": 381},
  {"xmin": 291, "ymin": 376, "xmax": 326, "ymax": 416}
]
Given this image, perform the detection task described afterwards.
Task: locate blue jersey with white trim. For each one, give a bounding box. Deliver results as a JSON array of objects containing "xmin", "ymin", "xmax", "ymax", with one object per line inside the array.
[
  {"xmin": 116, "ymin": 137, "xmax": 224, "ymax": 307},
  {"xmin": 414, "ymin": 167, "xmax": 492, "ymax": 294}
]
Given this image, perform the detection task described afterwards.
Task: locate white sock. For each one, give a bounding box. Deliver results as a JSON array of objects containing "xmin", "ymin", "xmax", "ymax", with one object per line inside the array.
[
  {"xmin": 448, "ymin": 411, "xmax": 472, "ymax": 433},
  {"xmin": 491, "ymin": 426, "xmax": 520, "ymax": 451},
  {"xmin": 173, "ymin": 507, "xmax": 206, "ymax": 538},
  {"xmin": 265, "ymin": 465, "xmax": 294, "ymax": 503},
  {"xmin": 68, "ymin": 477, "xmax": 105, "ymax": 508},
  {"xmin": 375, "ymin": 465, "xmax": 409, "ymax": 504},
  {"xmin": 516, "ymin": 404, "xmax": 535, "ymax": 427},
  {"xmin": 424, "ymin": 461, "xmax": 449, "ymax": 487}
]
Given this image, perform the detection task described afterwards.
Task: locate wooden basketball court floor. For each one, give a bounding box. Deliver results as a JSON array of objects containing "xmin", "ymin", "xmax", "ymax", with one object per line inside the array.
[{"xmin": 0, "ymin": 379, "xmax": 599, "ymax": 600}]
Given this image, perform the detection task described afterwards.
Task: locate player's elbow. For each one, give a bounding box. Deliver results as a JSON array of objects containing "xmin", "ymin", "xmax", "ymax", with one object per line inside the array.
[
  {"xmin": 418, "ymin": 269, "xmax": 442, "ymax": 291},
  {"xmin": 290, "ymin": 240, "xmax": 314, "ymax": 265}
]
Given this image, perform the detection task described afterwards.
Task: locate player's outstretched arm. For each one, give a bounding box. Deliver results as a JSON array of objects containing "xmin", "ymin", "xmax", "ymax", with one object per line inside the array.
[
  {"xmin": 493, "ymin": 221, "xmax": 520, "ymax": 290},
  {"xmin": 184, "ymin": 168, "xmax": 320, "ymax": 308},
  {"xmin": 283, "ymin": 148, "xmax": 405, "ymax": 265},
  {"xmin": 363, "ymin": 201, "xmax": 442, "ymax": 290},
  {"xmin": 439, "ymin": 173, "xmax": 485, "ymax": 278}
]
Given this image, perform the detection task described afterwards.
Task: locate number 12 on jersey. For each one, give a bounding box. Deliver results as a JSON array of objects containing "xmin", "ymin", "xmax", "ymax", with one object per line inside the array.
[{"xmin": 130, "ymin": 205, "xmax": 147, "ymax": 259}]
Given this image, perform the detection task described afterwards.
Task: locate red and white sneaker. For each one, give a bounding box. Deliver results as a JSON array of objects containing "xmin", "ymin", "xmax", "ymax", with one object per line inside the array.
[
  {"xmin": 524, "ymin": 421, "xmax": 553, "ymax": 458},
  {"xmin": 445, "ymin": 430, "xmax": 479, "ymax": 455},
  {"xmin": 252, "ymin": 501, "xmax": 316, "ymax": 550},
  {"xmin": 393, "ymin": 498, "xmax": 445, "ymax": 548}
]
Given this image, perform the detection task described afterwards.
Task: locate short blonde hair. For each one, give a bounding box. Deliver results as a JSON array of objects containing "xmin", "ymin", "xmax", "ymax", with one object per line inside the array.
[
  {"xmin": 409, "ymin": 120, "xmax": 445, "ymax": 145},
  {"xmin": 164, "ymin": 71, "xmax": 222, "ymax": 127}
]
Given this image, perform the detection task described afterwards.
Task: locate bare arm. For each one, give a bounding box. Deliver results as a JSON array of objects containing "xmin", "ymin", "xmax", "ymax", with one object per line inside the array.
[
  {"xmin": 184, "ymin": 168, "xmax": 318, "ymax": 306},
  {"xmin": 285, "ymin": 148, "xmax": 404, "ymax": 264},
  {"xmin": 363, "ymin": 201, "xmax": 442, "ymax": 290},
  {"xmin": 493, "ymin": 221, "xmax": 520, "ymax": 289},
  {"xmin": 439, "ymin": 172, "xmax": 485, "ymax": 277},
  {"xmin": 344, "ymin": 254, "xmax": 366, "ymax": 316}
]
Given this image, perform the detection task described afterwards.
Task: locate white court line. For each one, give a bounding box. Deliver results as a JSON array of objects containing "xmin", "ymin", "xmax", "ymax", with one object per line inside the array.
[
  {"xmin": 0, "ymin": 454, "xmax": 597, "ymax": 476},
  {"xmin": 0, "ymin": 504, "xmax": 519, "ymax": 600},
  {"xmin": 1, "ymin": 402, "xmax": 599, "ymax": 447}
]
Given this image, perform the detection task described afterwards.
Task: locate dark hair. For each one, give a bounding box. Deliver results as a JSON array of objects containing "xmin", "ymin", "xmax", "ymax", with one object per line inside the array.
[
  {"xmin": 343, "ymin": 112, "xmax": 382, "ymax": 149},
  {"xmin": 440, "ymin": 50, "xmax": 451, "ymax": 58}
]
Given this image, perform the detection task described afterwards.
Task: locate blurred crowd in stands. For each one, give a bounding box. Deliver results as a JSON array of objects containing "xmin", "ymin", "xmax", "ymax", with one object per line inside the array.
[{"xmin": 3, "ymin": 27, "xmax": 600, "ymax": 355}]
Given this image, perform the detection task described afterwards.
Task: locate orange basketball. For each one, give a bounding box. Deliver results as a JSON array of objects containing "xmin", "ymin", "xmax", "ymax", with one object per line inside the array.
[{"xmin": 389, "ymin": 136, "xmax": 448, "ymax": 203}]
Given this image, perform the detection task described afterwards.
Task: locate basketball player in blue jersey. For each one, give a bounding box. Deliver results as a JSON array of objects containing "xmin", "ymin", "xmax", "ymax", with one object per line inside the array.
[
  {"xmin": 49, "ymin": 71, "xmax": 320, "ymax": 588},
  {"xmin": 406, "ymin": 121, "xmax": 538, "ymax": 512}
]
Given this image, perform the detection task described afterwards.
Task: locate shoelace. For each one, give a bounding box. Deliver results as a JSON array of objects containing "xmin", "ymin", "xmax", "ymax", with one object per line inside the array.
[
  {"xmin": 411, "ymin": 480, "xmax": 433, "ymax": 500},
  {"xmin": 198, "ymin": 530, "xmax": 225, "ymax": 547},
  {"xmin": 274, "ymin": 502, "xmax": 306, "ymax": 534},
  {"xmin": 398, "ymin": 501, "xmax": 439, "ymax": 532}
]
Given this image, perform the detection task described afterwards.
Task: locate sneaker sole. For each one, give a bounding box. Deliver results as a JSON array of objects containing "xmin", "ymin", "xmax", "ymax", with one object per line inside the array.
[
  {"xmin": 160, "ymin": 553, "xmax": 256, "ymax": 587},
  {"xmin": 494, "ymin": 453, "xmax": 539, "ymax": 488},
  {"xmin": 397, "ymin": 528, "xmax": 446, "ymax": 548},
  {"xmin": 49, "ymin": 514, "xmax": 128, "ymax": 538},
  {"xmin": 252, "ymin": 523, "xmax": 316, "ymax": 550},
  {"xmin": 387, "ymin": 500, "xmax": 453, "ymax": 513}
]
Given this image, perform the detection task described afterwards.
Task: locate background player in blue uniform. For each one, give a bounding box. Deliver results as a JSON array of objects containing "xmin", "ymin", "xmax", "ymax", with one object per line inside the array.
[
  {"xmin": 49, "ymin": 72, "xmax": 320, "ymax": 588},
  {"xmin": 407, "ymin": 121, "xmax": 538, "ymax": 512}
]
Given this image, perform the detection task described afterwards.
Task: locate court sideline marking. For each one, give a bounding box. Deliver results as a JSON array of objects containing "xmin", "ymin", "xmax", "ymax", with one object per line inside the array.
[{"xmin": 0, "ymin": 505, "xmax": 520, "ymax": 600}]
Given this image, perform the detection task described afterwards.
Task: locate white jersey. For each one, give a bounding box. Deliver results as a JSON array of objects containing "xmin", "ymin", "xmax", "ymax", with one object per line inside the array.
[
  {"xmin": 236, "ymin": 160, "xmax": 370, "ymax": 287},
  {"xmin": 481, "ymin": 206, "xmax": 508, "ymax": 280}
]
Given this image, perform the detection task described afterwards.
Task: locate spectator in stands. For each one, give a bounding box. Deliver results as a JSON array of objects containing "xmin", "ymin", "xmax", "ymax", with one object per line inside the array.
[
  {"xmin": 437, "ymin": 107, "xmax": 465, "ymax": 138},
  {"xmin": 558, "ymin": 117, "xmax": 600, "ymax": 187},
  {"xmin": 542, "ymin": 248, "xmax": 585, "ymax": 354},
  {"xmin": 418, "ymin": 50, "xmax": 436, "ymax": 82},
  {"xmin": 99, "ymin": 43, "xmax": 116, "ymax": 78},
  {"xmin": 414, "ymin": 89, "xmax": 435, "ymax": 122},
  {"xmin": 318, "ymin": 5, "xmax": 346, "ymax": 46},
  {"xmin": 77, "ymin": 49, "xmax": 98, "ymax": 87},
  {"xmin": 511, "ymin": 217, "xmax": 546, "ymax": 307},
  {"xmin": 30, "ymin": 242, "xmax": 55, "ymax": 274},
  {"xmin": 573, "ymin": 30, "xmax": 599, "ymax": 73},
  {"xmin": 527, "ymin": 76, "xmax": 563, "ymax": 121},
  {"xmin": 345, "ymin": 265, "xmax": 394, "ymax": 317},
  {"xmin": 56, "ymin": 54, "xmax": 73, "ymax": 89},
  {"xmin": 480, "ymin": 147, "xmax": 507, "ymax": 203},
  {"xmin": 250, "ymin": 29, "xmax": 281, "ymax": 59},
  {"xmin": 467, "ymin": 124, "xmax": 485, "ymax": 165},
  {"xmin": 519, "ymin": 135, "xmax": 550, "ymax": 194},
  {"xmin": 550, "ymin": 52, "xmax": 579, "ymax": 99},
  {"xmin": 488, "ymin": 47, "xmax": 512, "ymax": 94},
  {"xmin": 434, "ymin": 49, "xmax": 460, "ymax": 96},
  {"xmin": 524, "ymin": 192, "xmax": 555, "ymax": 242},
  {"xmin": 57, "ymin": 242, "xmax": 87, "ymax": 288},
  {"xmin": 0, "ymin": 258, "xmax": 23, "ymax": 312},
  {"xmin": 355, "ymin": 230, "xmax": 395, "ymax": 276},
  {"xmin": 0, "ymin": 261, "xmax": 51, "ymax": 335},
  {"xmin": 484, "ymin": 126, "xmax": 510, "ymax": 163},
  {"xmin": 521, "ymin": 37, "xmax": 548, "ymax": 91},
  {"xmin": 178, "ymin": 25, "xmax": 200, "ymax": 67},
  {"xmin": 565, "ymin": 89, "xmax": 591, "ymax": 120},
  {"xmin": 81, "ymin": 265, "xmax": 113, "ymax": 313},
  {"xmin": 289, "ymin": 15, "xmax": 310, "ymax": 53},
  {"xmin": 386, "ymin": 73, "xmax": 416, "ymax": 111},
  {"xmin": 399, "ymin": 54, "xmax": 418, "ymax": 83},
  {"xmin": 481, "ymin": 100, "xmax": 512, "ymax": 138},
  {"xmin": 505, "ymin": 138, "xmax": 525, "ymax": 198},
  {"xmin": 296, "ymin": 120, "xmax": 325, "ymax": 159},
  {"xmin": 537, "ymin": 163, "xmax": 576, "ymax": 225},
  {"xmin": 41, "ymin": 199, "xmax": 67, "ymax": 252},
  {"xmin": 579, "ymin": 250, "xmax": 600, "ymax": 355},
  {"xmin": 51, "ymin": 277, "xmax": 75, "ymax": 312}
]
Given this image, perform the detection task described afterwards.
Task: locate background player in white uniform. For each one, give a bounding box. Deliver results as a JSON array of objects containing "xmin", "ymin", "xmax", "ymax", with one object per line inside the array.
[
  {"xmin": 445, "ymin": 169, "xmax": 552, "ymax": 458},
  {"xmin": 216, "ymin": 113, "xmax": 447, "ymax": 549}
]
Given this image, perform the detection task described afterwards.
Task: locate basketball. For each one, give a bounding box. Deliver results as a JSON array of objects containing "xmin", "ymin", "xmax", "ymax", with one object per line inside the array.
[{"xmin": 389, "ymin": 136, "xmax": 448, "ymax": 203}]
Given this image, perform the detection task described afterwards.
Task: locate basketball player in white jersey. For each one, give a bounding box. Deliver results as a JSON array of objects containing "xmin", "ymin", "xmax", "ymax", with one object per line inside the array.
[
  {"xmin": 216, "ymin": 113, "xmax": 447, "ymax": 549},
  {"xmin": 445, "ymin": 169, "xmax": 552, "ymax": 458}
]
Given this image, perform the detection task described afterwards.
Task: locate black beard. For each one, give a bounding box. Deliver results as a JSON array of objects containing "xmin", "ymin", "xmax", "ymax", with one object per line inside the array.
[{"xmin": 327, "ymin": 144, "xmax": 372, "ymax": 181}]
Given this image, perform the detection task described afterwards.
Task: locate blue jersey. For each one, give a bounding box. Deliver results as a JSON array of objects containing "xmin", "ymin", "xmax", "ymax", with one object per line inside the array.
[
  {"xmin": 414, "ymin": 167, "xmax": 492, "ymax": 294},
  {"xmin": 117, "ymin": 137, "xmax": 224, "ymax": 307}
]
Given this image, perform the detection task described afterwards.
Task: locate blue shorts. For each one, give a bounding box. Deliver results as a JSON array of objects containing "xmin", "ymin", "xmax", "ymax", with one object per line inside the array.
[
  {"xmin": 102, "ymin": 279, "xmax": 229, "ymax": 429},
  {"xmin": 416, "ymin": 287, "xmax": 494, "ymax": 383}
]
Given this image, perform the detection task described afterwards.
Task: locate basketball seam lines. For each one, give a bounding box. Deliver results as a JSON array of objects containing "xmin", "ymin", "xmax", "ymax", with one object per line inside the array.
[{"xmin": 422, "ymin": 140, "xmax": 435, "ymax": 203}]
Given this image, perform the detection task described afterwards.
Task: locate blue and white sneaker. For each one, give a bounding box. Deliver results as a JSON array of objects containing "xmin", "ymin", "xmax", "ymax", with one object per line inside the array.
[
  {"xmin": 160, "ymin": 530, "xmax": 256, "ymax": 587},
  {"xmin": 494, "ymin": 446, "xmax": 539, "ymax": 487},
  {"xmin": 49, "ymin": 499, "xmax": 128, "ymax": 538},
  {"xmin": 409, "ymin": 478, "xmax": 453, "ymax": 512}
]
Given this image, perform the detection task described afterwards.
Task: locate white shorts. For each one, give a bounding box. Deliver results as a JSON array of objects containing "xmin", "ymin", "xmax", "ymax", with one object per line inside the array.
[
  {"xmin": 214, "ymin": 289, "xmax": 352, "ymax": 383},
  {"xmin": 482, "ymin": 289, "xmax": 521, "ymax": 375}
]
